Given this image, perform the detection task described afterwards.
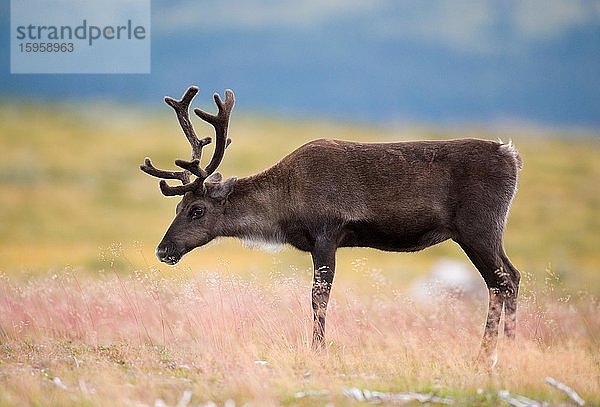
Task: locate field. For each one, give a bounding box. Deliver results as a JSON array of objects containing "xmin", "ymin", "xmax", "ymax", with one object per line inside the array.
[{"xmin": 0, "ymin": 104, "xmax": 599, "ymax": 405}]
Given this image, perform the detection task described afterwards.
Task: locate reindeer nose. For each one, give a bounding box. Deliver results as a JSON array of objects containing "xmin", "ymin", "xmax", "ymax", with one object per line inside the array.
[
  {"xmin": 156, "ymin": 245, "xmax": 181, "ymax": 265},
  {"xmin": 156, "ymin": 246, "xmax": 168, "ymax": 261}
]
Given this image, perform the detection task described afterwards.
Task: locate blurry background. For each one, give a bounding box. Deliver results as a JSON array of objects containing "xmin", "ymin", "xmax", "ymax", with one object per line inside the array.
[
  {"xmin": 2, "ymin": 1, "xmax": 600, "ymax": 125},
  {"xmin": 0, "ymin": 0, "xmax": 599, "ymax": 294}
]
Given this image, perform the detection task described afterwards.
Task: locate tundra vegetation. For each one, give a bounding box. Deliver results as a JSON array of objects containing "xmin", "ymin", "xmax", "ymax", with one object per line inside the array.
[{"xmin": 0, "ymin": 103, "xmax": 598, "ymax": 406}]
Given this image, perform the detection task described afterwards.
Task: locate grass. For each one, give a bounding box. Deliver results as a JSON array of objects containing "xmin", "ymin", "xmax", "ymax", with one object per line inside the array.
[
  {"xmin": 0, "ymin": 103, "xmax": 599, "ymax": 405},
  {"xmin": 0, "ymin": 263, "xmax": 598, "ymax": 406}
]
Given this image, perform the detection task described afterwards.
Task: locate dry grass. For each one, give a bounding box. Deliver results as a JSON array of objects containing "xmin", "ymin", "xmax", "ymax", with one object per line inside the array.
[{"xmin": 0, "ymin": 257, "xmax": 598, "ymax": 406}]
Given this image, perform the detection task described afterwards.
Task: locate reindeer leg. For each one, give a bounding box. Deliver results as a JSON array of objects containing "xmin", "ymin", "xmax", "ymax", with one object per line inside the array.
[
  {"xmin": 479, "ymin": 287, "xmax": 503, "ymax": 366},
  {"xmin": 500, "ymin": 251, "xmax": 520, "ymax": 339},
  {"xmin": 457, "ymin": 241, "xmax": 508, "ymax": 367},
  {"xmin": 310, "ymin": 238, "xmax": 337, "ymax": 349}
]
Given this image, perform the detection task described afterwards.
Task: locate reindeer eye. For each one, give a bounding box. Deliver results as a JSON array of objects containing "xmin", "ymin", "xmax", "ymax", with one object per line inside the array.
[{"xmin": 190, "ymin": 206, "xmax": 205, "ymax": 220}]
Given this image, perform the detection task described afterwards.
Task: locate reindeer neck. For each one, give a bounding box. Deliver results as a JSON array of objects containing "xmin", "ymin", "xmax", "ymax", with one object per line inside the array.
[{"xmin": 219, "ymin": 169, "xmax": 286, "ymax": 245}]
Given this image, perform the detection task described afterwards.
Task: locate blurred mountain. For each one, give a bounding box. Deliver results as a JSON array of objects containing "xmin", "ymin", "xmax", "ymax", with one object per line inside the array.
[{"xmin": 2, "ymin": 0, "xmax": 600, "ymax": 128}]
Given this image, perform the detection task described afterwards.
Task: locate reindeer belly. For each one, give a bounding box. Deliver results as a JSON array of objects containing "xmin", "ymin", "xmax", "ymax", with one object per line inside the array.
[{"xmin": 341, "ymin": 220, "xmax": 452, "ymax": 252}]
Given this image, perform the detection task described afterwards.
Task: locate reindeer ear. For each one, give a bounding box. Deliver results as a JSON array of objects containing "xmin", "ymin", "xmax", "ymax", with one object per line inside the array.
[
  {"xmin": 204, "ymin": 174, "xmax": 237, "ymax": 201},
  {"xmin": 205, "ymin": 172, "xmax": 223, "ymax": 184}
]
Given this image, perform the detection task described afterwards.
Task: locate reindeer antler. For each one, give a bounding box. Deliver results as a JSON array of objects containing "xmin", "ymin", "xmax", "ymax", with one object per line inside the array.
[{"xmin": 140, "ymin": 86, "xmax": 235, "ymax": 196}]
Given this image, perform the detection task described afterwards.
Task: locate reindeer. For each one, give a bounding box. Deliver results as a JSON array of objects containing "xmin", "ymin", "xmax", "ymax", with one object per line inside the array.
[{"xmin": 141, "ymin": 86, "xmax": 522, "ymax": 364}]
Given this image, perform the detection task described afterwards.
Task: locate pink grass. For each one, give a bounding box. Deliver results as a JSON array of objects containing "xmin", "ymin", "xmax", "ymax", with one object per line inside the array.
[{"xmin": 0, "ymin": 268, "xmax": 598, "ymax": 406}]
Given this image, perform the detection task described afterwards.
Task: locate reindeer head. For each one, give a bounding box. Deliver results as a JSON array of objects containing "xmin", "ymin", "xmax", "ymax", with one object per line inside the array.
[{"xmin": 141, "ymin": 86, "xmax": 236, "ymax": 264}]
